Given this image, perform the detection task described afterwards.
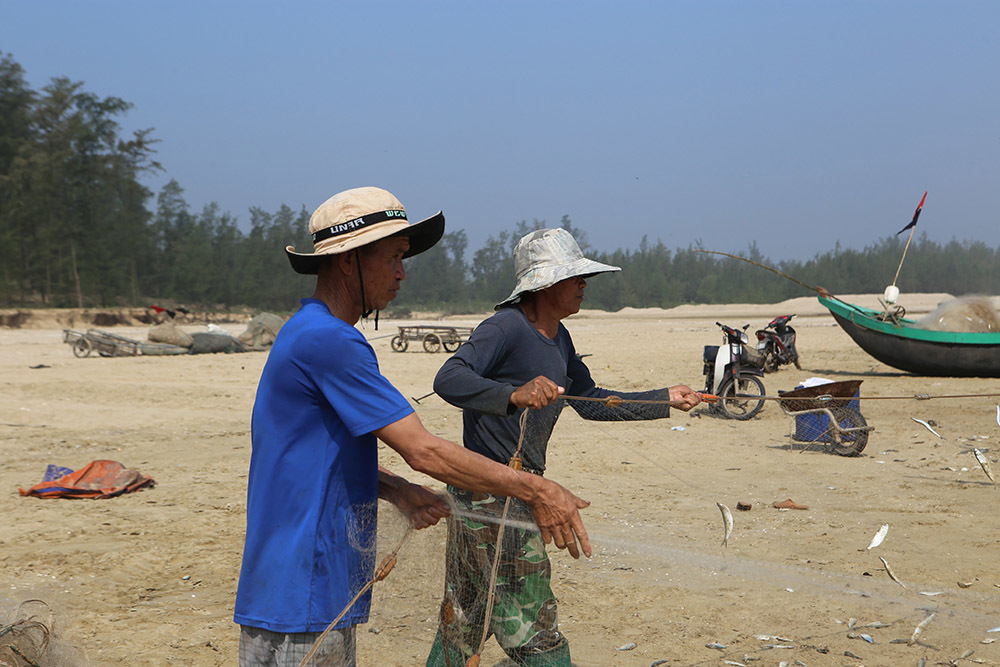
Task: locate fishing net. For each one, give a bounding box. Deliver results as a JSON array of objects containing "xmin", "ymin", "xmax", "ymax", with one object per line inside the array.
[
  {"xmin": 300, "ymin": 389, "xmax": 996, "ymax": 666},
  {"xmin": 303, "ymin": 397, "xmax": 679, "ymax": 666},
  {"xmin": 917, "ymin": 295, "xmax": 1000, "ymax": 333},
  {"xmin": 0, "ymin": 598, "xmax": 89, "ymax": 667},
  {"xmin": 0, "ymin": 599, "xmax": 51, "ymax": 666}
]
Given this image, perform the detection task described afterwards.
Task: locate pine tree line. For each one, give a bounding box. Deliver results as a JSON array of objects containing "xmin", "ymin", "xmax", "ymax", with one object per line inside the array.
[{"xmin": 3, "ymin": 53, "xmax": 998, "ymax": 314}]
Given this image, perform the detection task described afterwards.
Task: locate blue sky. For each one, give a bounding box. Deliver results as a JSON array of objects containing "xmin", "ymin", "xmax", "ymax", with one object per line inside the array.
[{"xmin": 3, "ymin": 1, "xmax": 997, "ymax": 260}]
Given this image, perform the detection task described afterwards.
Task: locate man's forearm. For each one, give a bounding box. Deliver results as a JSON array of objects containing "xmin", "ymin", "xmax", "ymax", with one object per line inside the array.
[{"xmin": 375, "ymin": 414, "xmax": 539, "ymax": 501}]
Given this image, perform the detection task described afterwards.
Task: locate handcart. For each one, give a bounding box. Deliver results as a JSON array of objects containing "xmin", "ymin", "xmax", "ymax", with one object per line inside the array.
[
  {"xmin": 390, "ymin": 325, "xmax": 473, "ymax": 353},
  {"xmin": 777, "ymin": 379, "xmax": 873, "ymax": 456},
  {"xmin": 62, "ymin": 328, "xmax": 188, "ymax": 358}
]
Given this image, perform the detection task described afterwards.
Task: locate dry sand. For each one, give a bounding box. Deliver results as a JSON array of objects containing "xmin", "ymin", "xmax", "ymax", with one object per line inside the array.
[{"xmin": 2, "ymin": 293, "xmax": 999, "ymax": 666}]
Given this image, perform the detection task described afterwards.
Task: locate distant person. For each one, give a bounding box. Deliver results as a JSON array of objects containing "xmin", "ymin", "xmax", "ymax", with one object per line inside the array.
[
  {"xmin": 234, "ymin": 188, "xmax": 592, "ymax": 667},
  {"xmin": 427, "ymin": 228, "xmax": 702, "ymax": 666}
]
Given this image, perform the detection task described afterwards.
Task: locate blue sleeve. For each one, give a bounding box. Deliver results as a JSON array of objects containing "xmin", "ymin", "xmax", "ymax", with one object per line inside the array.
[
  {"xmin": 434, "ymin": 321, "xmax": 517, "ymax": 417},
  {"xmin": 304, "ymin": 328, "xmax": 413, "ymax": 436}
]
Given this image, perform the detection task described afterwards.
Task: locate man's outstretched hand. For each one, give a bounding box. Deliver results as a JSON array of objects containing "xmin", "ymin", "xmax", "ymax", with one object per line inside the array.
[{"xmin": 668, "ymin": 384, "xmax": 703, "ymax": 411}]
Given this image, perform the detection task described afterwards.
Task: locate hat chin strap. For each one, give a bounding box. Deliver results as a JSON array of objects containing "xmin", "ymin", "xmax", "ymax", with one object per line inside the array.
[{"xmin": 355, "ymin": 249, "xmax": 379, "ymax": 330}]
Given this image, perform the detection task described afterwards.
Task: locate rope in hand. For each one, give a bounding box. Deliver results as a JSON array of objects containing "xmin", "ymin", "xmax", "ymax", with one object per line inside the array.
[
  {"xmin": 560, "ymin": 391, "xmax": 1000, "ymax": 405},
  {"xmin": 466, "ymin": 408, "xmax": 530, "ymax": 667}
]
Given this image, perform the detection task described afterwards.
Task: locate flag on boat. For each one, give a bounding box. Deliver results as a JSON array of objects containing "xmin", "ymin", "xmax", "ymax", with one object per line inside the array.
[{"xmin": 896, "ymin": 191, "xmax": 927, "ymax": 235}]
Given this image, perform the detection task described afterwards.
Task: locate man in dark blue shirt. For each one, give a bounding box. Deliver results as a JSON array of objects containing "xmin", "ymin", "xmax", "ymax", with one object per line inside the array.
[{"xmin": 427, "ymin": 228, "xmax": 702, "ymax": 667}]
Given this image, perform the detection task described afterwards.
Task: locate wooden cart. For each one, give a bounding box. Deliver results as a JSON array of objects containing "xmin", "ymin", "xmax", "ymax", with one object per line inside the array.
[
  {"xmin": 62, "ymin": 329, "xmax": 188, "ymax": 358},
  {"xmin": 390, "ymin": 325, "xmax": 473, "ymax": 353}
]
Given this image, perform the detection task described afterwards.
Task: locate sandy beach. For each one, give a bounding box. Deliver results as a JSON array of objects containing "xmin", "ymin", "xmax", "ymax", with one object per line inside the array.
[{"xmin": 2, "ymin": 293, "xmax": 999, "ymax": 666}]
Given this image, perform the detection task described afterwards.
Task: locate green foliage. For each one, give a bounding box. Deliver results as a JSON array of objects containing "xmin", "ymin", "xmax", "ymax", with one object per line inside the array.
[{"xmin": 1, "ymin": 53, "xmax": 998, "ymax": 313}]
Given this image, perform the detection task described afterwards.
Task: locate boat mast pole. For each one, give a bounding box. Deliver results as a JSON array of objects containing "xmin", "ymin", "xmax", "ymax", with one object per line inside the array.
[
  {"xmin": 890, "ymin": 191, "xmax": 928, "ymax": 289},
  {"xmin": 891, "ymin": 226, "xmax": 916, "ymax": 288}
]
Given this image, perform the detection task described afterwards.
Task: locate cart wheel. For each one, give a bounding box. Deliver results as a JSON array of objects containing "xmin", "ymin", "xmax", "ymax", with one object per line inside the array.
[
  {"xmin": 443, "ymin": 339, "xmax": 460, "ymax": 352},
  {"xmin": 72, "ymin": 338, "xmax": 92, "ymax": 358},
  {"xmin": 422, "ymin": 333, "xmax": 441, "ymax": 353},
  {"xmin": 390, "ymin": 335, "xmax": 408, "ymax": 352},
  {"xmin": 718, "ymin": 375, "xmax": 765, "ymax": 420},
  {"xmin": 829, "ymin": 407, "xmax": 869, "ymax": 457}
]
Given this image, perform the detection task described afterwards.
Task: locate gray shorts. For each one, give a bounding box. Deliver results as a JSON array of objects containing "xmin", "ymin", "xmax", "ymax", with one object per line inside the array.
[{"xmin": 239, "ymin": 625, "xmax": 356, "ymax": 667}]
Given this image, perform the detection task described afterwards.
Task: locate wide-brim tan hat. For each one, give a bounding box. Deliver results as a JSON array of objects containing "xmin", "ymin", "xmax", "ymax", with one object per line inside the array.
[
  {"xmin": 286, "ymin": 186, "xmax": 445, "ymax": 274},
  {"xmin": 496, "ymin": 228, "xmax": 620, "ymax": 308}
]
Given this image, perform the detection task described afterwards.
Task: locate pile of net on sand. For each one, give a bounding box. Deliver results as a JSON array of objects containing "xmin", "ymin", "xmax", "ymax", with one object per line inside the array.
[
  {"xmin": 237, "ymin": 312, "xmax": 285, "ymax": 349},
  {"xmin": 147, "ymin": 322, "xmax": 247, "ymax": 354},
  {"xmin": 917, "ymin": 296, "xmax": 1000, "ymax": 332},
  {"xmin": 147, "ymin": 321, "xmax": 195, "ymax": 347}
]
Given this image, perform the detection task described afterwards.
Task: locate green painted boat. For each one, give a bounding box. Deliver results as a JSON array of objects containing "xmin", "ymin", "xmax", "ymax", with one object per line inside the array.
[{"xmin": 818, "ymin": 295, "xmax": 1000, "ymax": 377}]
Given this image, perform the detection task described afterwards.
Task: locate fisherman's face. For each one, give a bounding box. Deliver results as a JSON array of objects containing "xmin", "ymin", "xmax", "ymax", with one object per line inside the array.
[
  {"xmin": 360, "ymin": 237, "xmax": 409, "ymax": 311},
  {"xmin": 546, "ymin": 275, "xmax": 587, "ymax": 319}
]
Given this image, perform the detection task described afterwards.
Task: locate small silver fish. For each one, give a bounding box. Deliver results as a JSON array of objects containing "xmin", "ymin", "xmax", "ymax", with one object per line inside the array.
[
  {"xmin": 706, "ymin": 642, "xmax": 727, "ymax": 650},
  {"xmin": 723, "ymin": 661, "xmax": 747, "ymax": 667},
  {"xmin": 844, "ymin": 650, "xmax": 862, "ymax": 659},
  {"xmin": 960, "ymin": 649, "xmax": 974, "ymax": 659},
  {"xmin": 911, "ymin": 417, "xmax": 942, "ymax": 438},
  {"xmin": 910, "ymin": 612, "xmax": 935, "ymax": 645},
  {"xmin": 867, "ymin": 523, "xmax": 889, "ymax": 550},
  {"xmin": 616, "ymin": 642, "xmax": 636, "ymax": 651},
  {"xmin": 879, "ymin": 555, "xmax": 906, "ymax": 588},
  {"xmin": 860, "ymin": 633, "xmax": 874, "ymax": 643},
  {"xmin": 973, "ymin": 448, "xmax": 997, "ymax": 487},
  {"xmin": 718, "ymin": 502, "xmax": 734, "ymax": 547}
]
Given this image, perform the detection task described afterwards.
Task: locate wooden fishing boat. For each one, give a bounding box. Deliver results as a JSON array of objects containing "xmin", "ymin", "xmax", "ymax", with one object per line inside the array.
[{"xmin": 818, "ymin": 295, "xmax": 1000, "ymax": 377}]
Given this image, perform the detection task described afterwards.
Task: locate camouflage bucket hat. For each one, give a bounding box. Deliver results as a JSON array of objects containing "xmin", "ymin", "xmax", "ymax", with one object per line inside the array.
[{"xmin": 496, "ymin": 228, "xmax": 620, "ymax": 308}]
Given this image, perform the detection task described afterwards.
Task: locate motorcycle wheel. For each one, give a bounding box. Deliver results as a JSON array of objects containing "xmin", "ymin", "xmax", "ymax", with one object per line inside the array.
[
  {"xmin": 718, "ymin": 375, "xmax": 766, "ymax": 420},
  {"xmin": 829, "ymin": 407, "xmax": 869, "ymax": 457},
  {"xmin": 763, "ymin": 352, "xmax": 779, "ymax": 373}
]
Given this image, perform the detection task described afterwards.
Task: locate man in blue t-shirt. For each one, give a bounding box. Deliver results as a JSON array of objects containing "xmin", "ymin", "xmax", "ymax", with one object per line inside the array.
[{"xmin": 235, "ymin": 188, "xmax": 594, "ymax": 667}]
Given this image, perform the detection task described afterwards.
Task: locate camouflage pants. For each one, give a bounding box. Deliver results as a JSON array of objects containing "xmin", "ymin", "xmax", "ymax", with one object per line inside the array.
[{"xmin": 426, "ymin": 487, "xmax": 570, "ymax": 667}]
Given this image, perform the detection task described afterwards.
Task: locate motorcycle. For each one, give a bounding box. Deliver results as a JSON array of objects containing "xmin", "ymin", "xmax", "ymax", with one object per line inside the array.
[
  {"xmin": 755, "ymin": 314, "xmax": 801, "ymax": 372},
  {"xmin": 702, "ymin": 321, "xmax": 766, "ymax": 420}
]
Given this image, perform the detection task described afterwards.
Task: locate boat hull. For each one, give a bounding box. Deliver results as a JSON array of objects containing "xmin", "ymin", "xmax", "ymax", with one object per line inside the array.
[{"xmin": 819, "ymin": 296, "xmax": 1000, "ymax": 377}]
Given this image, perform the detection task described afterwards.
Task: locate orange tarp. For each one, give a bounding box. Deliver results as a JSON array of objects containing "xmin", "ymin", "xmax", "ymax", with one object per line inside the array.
[{"xmin": 19, "ymin": 460, "xmax": 155, "ymax": 499}]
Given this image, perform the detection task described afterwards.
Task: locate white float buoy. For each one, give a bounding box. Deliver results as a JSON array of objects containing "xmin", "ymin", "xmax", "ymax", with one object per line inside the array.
[{"xmin": 883, "ymin": 285, "xmax": 900, "ymax": 305}]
